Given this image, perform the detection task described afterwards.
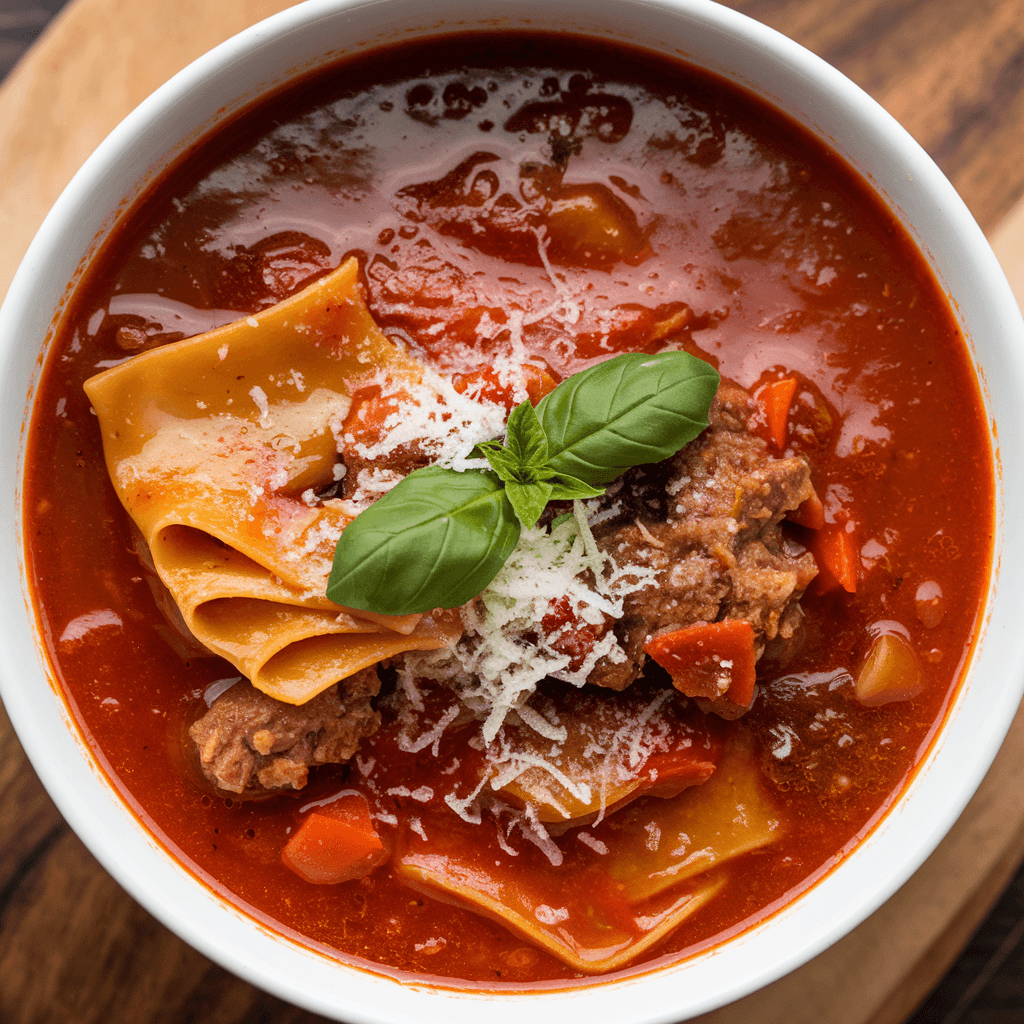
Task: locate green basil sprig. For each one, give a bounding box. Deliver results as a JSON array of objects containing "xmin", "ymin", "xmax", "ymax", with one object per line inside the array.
[
  {"xmin": 474, "ymin": 400, "xmax": 605, "ymax": 529},
  {"xmin": 327, "ymin": 351, "xmax": 719, "ymax": 615}
]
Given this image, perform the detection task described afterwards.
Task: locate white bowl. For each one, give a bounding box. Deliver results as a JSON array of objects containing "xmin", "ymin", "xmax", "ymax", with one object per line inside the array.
[{"xmin": 2, "ymin": 1, "xmax": 1023, "ymax": 1021}]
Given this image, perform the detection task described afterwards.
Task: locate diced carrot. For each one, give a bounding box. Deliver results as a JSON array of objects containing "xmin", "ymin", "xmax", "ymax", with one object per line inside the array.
[
  {"xmin": 644, "ymin": 620, "xmax": 757, "ymax": 710},
  {"xmin": 808, "ymin": 521, "xmax": 858, "ymax": 594},
  {"xmin": 757, "ymin": 377, "xmax": 797, "ymax": 451},
  {"xmin": 788, "ymin": 490, "xmax": 825, "ymax": 530},
  {"xmin": 451, "ymin": 363, "xmax": 557, "ymax": 408},
  {"xmin": 282, "ymin": 793, "xmax": 387, "ymax": 885}
]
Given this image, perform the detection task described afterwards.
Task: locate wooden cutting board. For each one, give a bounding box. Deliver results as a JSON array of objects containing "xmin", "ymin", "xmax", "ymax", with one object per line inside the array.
[{"xmin": 2, "ymin": 1, "xmax": 1024, "ymax": 1022}]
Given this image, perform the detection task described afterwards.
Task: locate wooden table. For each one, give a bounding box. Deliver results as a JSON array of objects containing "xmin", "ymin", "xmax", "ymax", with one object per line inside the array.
[{"xmin": 3, "ymin": 1, "xmax": 1024, "ymax": 1021}]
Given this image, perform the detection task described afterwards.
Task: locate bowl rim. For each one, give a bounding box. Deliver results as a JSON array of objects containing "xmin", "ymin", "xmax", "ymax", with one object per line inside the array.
[{"xmin": 2, "ymin": 0, "xmax": 1023, "ymax": 1021}]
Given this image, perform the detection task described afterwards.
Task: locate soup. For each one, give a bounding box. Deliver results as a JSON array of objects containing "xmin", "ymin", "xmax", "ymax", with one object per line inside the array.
[{"xmin": 25, "ymin": 32, "xmax": 992, "ymax": 985}]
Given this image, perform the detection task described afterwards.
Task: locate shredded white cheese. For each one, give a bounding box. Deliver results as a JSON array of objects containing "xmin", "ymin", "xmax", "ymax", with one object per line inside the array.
[
  {"xmin": 402, "ymin": 502, "xmax": 658, "ymax": 743},
  {"xmin": 535, "ymin": 904, "xmax": 570, "ymax": 925},
  {"xmin": 248, "ymin": 385, "xmax": 271, "ymax": 428},
  {"xmin": 577, "ymin": 832, "xmax": 609, "ymax": 855},
  {"xmin": 340, "ymin": 365, "xmax": 507, "ymax": 500}
]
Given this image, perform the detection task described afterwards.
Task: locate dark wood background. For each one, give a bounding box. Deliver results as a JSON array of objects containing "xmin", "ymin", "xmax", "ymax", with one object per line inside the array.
[{"xmin": 2, "ymin": 1, "xmax": 1024, "ymax": 1022}]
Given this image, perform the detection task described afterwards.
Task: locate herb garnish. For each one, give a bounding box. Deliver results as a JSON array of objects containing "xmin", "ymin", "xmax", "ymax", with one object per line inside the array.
[
  {"xmin": 327, "ymin": 351, "xmax": 719, "ymax": 615},
  {"xmin": 475, "ymin": 399, "xmax": 605, "ymax": 528}
]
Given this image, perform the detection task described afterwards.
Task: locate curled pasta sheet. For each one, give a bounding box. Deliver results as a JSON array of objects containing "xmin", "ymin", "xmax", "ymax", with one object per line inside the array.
[{"xmin": 84, "ymin": 257, "xmax": 460, "ymax": 703}]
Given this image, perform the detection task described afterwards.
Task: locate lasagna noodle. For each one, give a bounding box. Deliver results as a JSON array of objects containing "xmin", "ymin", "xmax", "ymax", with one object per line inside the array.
[
  {"xmin": 395, "ymin": 735, "xmax": 777, "ymax": 972},
  {"xmin": 84, "ymin": 257, "xmax": 459, "ymax": 703}
]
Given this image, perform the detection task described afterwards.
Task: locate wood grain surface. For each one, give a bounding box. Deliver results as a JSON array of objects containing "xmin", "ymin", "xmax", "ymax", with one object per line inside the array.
[{"xmin": 3, "ymin": 1, "xmax": 1024, "ymax": 1022}]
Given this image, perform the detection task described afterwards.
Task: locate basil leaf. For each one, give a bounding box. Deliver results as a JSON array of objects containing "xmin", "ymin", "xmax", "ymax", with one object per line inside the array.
[
  {"xmin": 504, "ymin": 399, "xmax": 548, "ymax": 468},
  {"xmin": 546, "ymin": 474, "xmax": 606, "ymax": 501},
  {"xmin": 535, "ymin": 351, "xmax": 720, "ymax": 485},
  {"xmin": 479, "ymin": 401, "xmax": 551, "ymax": 486},
  {"xmin": 327, "ymin": 465, "xmax": 520, "ymax": 614},
  {"xmin": 505, "ymin": 479, "xmax": 553, "ymax": 529},
  {"xmin": 478, "ymin": 441, "xmax": 523, "ymax": 484}
]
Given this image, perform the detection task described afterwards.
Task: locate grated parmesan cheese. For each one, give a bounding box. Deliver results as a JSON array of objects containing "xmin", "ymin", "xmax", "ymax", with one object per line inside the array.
[
  {"xmin": 344, "ymin": 366, "xmax": 506, "ymax": 474},
  {"xmin": 535, "ymin": 904, "xmax": 570, "ymax": 925},
  {"xmin": 402, "ymin": 502, "xmax": 658, "ymax": 743},
  {"xmin": 248, "ymin": 385, "xmax": 271, "ymax": 428},
  {"xmin": 577, "ymin": 832, "xmax": 609, "ymax": 855}
]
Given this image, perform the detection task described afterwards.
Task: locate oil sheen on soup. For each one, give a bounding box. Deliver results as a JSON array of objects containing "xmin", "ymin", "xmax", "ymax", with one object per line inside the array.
[{"xmin": 26, "ymin": 34, "xmax": 992, "ymax": 985}]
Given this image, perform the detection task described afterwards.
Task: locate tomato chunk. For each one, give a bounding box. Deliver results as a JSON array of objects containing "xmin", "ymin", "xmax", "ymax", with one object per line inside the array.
[
  {"xmin": 282, "ymin": 793, "xmax": 387, "ymax": 885},
  {"xmin": 451, "ymin": 363, "xmax": 557, "ymax": 408},
  {"xmin": 342, "ymin": 383, "xmax": 411, "ymax": 444}
]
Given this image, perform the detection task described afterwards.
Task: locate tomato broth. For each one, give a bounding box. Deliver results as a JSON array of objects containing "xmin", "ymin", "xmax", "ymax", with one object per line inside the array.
[{"xmin": 25, "ymin": 33, "xmax": 992, "ymax": 985}]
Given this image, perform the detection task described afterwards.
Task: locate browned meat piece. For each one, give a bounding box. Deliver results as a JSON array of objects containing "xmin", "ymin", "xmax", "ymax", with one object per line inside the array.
[
  {"xmin": 586, "ymin": 383, "xmax": 818, "ymax": 708},
  {"xmin": 334, "ymin": 383, "xmax": 434, "ymax": 503},
  {"xmin": 189, "ymin": 667, "xmax": 381, "ymax": 795},
  {"xmin": 339, "ymin": 446, "xmax": 431, "ymax": 503}
]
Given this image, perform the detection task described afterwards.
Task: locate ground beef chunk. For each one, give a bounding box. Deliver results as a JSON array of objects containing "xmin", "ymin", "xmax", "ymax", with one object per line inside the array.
[
  {"xmin": 188, "ymin": 666, "xmax": 381, "ymax": 795},
  {"xmin": 336, "ymin": 384, "xmax": 433, "ymax": 503},
  {"xmin": 339, "ymin": 441, "xmax": 431, "ymax": 503},
  {"xmin": 586, "ymin": 382, "xmax": 818, "ymax": 704}
]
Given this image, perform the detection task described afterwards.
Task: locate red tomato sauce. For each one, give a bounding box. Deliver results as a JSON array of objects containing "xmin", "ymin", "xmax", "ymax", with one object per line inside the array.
[{"xmin": 24, "ymin": 33, "xmax": 992, "ymax": 985}]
